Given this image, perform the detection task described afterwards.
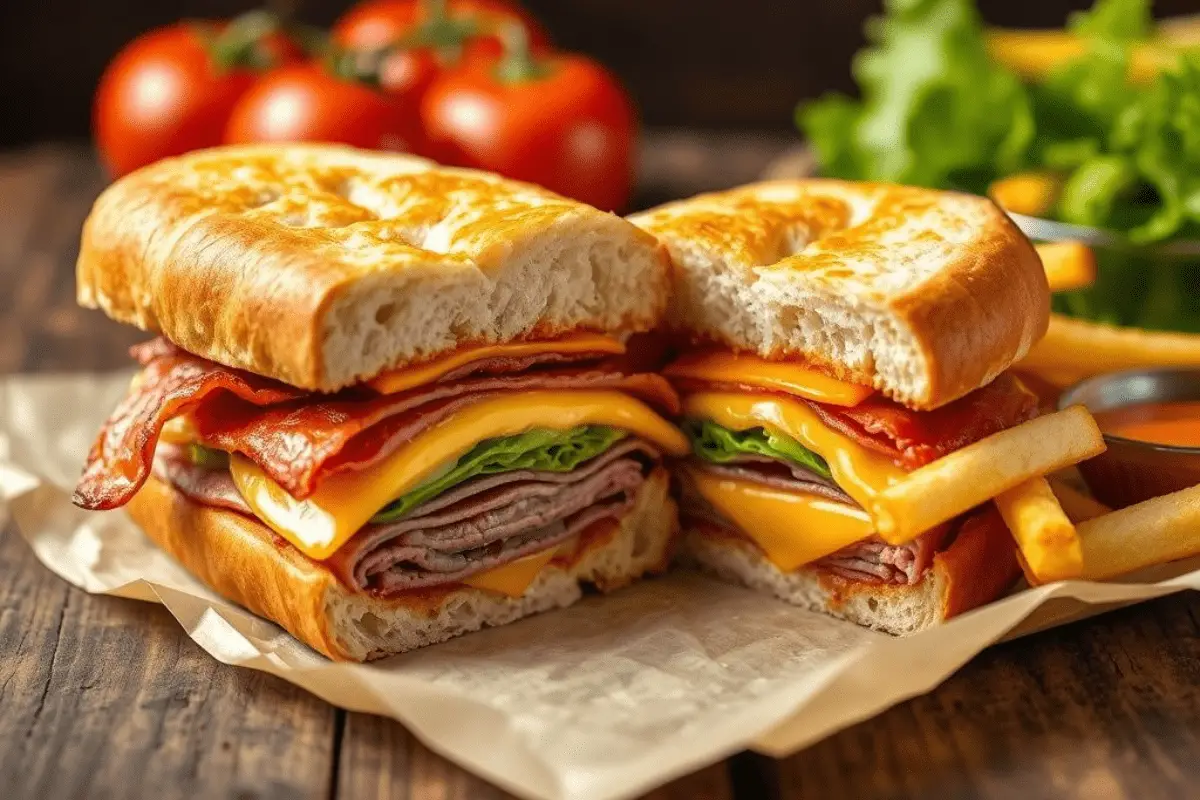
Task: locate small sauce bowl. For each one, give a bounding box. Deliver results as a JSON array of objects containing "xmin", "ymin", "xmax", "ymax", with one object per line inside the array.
[{"xmin": 1059, "ymin": 369, "xmax": 1200, "ymax": 508}]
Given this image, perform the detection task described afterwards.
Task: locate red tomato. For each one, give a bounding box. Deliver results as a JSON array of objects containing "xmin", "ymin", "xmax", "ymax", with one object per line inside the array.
[
  {"xmin": 421, "ymin": 52, "xmax": 637, "ymax": 211},
  {"xmin": 224, "ymin": 63, "xmax": 423, "ymax": 154},
  {"xmin": 330, "ymin": 1, "xmax": 549, "ymax": 147},
  {"xmin": 94, "ymin": 20, "xmax": 302, "ymax": 177},
  {"xmin": 377, "ymin": 47, "xmax": 441, "ymax": 108},
  {"xmin": 332, "ymin": 0, "xmax": 548, "ymax": 62}
]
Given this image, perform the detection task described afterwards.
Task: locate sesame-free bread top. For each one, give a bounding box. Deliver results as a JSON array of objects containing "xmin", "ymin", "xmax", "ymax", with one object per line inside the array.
[
  {"xmin": 629, "ymin": 180, "xmax": 1048, "ymax": 409},
  {"xmin": 78, "ymin": 144, "xmax": 670, "ymax": 391}
]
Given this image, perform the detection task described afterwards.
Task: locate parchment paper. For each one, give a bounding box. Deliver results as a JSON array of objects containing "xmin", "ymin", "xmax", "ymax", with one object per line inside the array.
[{"xmin": 3, "ymin": 372, "xmax": 1198, "ymax": 800}]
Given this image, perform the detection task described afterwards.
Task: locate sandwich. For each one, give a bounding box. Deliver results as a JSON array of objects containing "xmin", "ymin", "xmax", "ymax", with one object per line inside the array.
[
  {"xmin": 73, "ymin": 143, "xmax": 688, "ymax": 661},
  {"xmin": 630, "ymin": 180, "xmax": 1106, "ymax": 634}
]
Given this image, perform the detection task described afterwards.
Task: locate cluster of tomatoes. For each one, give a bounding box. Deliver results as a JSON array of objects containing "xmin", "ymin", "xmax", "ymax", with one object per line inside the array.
[{"xmin": 93, "ymin": 0, "xmax": 635, "ymax": 211}]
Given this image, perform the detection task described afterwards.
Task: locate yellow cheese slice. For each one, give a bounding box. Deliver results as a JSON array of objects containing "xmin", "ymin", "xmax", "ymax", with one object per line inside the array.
[
  {"xmin": 665, "ymin": 350, "xmax": 874, "ymax": 406},
  {"xmin": 460, "ymin": 538, "xmax": 578, "ymax": 597},
  {"xmin": 230, "ymin": 390, "xmax": 689, "ymax": 560},
  {"xmin": 461, "ymin": 548, "xmax": 558, "ymax": 596},
  {"xmin": 682, "ymin": 391, "xmax": 905, "ymax": 511},
  {"xmin": 687, "ymin": 468, "xmax": 875, "ymax": 571},
  {"xmin": 367, "ymin": 333, "xmax": 626, "ymax": 395},
  {"xmin": 160, "ymin": 415, "xmax": 200, "ymax": 445}
]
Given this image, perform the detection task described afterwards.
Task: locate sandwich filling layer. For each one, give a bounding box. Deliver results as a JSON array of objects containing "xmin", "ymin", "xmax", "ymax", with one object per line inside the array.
[
  {"xmin": 77, "ymin": 336, "xmax": 687, "ymax": 598},
  {"xmin": 671, "ymin": 351, "xmax": 1037, "ymax": 586}
]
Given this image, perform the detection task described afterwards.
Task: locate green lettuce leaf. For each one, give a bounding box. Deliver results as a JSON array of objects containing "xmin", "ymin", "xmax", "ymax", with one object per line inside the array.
[
  {"xmin": 185, "ymin": 443, "xmax": 230, "ymax": 470},
  {"xmin": 370, "ymin": 426, "xmax": 627, "ymax": 523},
  {"xmin": 1036, "ymin": 0, "xmax": 1152, "ymax": 228},
  {"xmin": 1109, "ymin": 54, "xmax": 1200, "ymax": 243},
  {"xmin": 1068, "ymin": 0, "xmax": 1151, "ymax": 42},
  {"xmin": 798, "ymin": 0, "xmax": 1033, "ymax": 193},
  {"xmin": 685, "ymin": 419, "xmax": 832, "ymax": 482},
  {"xmin": 1050, "ymin": 53, "xmax": 1200, "ymax": 331}
]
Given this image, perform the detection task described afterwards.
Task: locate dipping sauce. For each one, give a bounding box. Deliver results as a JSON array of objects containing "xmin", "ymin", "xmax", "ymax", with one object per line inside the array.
[{"xmin": 1093, "ymin": 401, "xmax": 1200, "ymax": 447}]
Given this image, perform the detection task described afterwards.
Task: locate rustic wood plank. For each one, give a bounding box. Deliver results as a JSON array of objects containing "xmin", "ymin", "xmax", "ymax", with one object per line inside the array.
[
  {"xmin": 336, "ymin": 712, "xmax": 509, "ymax": 800},
  {"xmin": 335, "ymin": 710, "xmax": 736, "ymax": 800},
  {"xmin": 0, "ymin": 145, "xmax": 144, "ymax": 374},
  {"xmin": 772, "ymin": 593, "xmax": 1200, "ymax": 800},
  {"xmin": 0, "ymin": 523, "xmax": 339, "ymax": 799}
]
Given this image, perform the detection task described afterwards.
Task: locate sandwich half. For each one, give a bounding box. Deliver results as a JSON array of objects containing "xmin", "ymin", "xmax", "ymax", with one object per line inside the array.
[
  {"xmin": 631, "ymin": 180, "xmax": 1103, "ymax": 634},
  {"xmin": 74, "ymin": 143, "xmax": 687, "ymax": 661}
]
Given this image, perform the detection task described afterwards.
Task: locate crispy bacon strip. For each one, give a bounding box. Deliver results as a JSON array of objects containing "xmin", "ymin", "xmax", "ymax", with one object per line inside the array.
[
  {"xmin": 192, "ymin": 369, "xmax": 677, "ymax": 499},
  {"xmin": 807, "ymin": 373, "xmax": 1038, "ymax": 468},
  {"xmin": 75, "ymin": 342, "xmax": 680, "ymax": 511},
  {"xmin": 75, "ymin": 353, "xmax": 303, "ymax": 510}
]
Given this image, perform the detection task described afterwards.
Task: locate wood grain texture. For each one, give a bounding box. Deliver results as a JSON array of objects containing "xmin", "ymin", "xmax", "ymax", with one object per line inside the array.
[
  {"xmin": 2, "ymin": 143, "xmax": 1199, "ymax": 800},
  {"xmin": 0, "ymin": 524, "xmax": 338, "ymax": 800},
  {"xmin": 773, "ymin": 594, "xmax": 1200, "ymax": 800},
  {"xmin": 0, "ymin": 145, "xmax": 145, "ymax": 375}
]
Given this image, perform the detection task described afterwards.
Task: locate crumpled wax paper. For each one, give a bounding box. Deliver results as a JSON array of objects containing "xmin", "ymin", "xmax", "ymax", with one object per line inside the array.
[{"xmin": 3, "ymin": 372, "xmax": 1198, "ymax": 800}]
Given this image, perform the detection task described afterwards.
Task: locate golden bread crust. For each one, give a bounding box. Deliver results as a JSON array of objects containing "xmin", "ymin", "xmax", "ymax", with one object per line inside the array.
[
  {"xmin": 630, "ymin": 179, "xmax": 1048, "ymax": 409},
  {"xmin": 126, "ymin": 474, "xmax": 344, "ymax": 657},
  {"xmin": 125, "ymin": 470, "xmax": 677, "ymax": 661},
  {"xmin": 78, "ymin": 144, "xmax": 670, "ymax": 390}
]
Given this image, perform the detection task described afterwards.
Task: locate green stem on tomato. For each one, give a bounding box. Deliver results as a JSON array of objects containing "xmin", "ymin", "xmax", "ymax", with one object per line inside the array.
[
  {"xmin": 209, "ymin": 10, "xmax": 282, "ymax": 72},
  {"xmin": 494, "ymin": 21, "xmax": 551, "ymax": 83},
  {"xmin": 405, "ymin": 0, "xmax": 477, "ymax": 57},
  {"xmin": 425, "ymin": 0, "xmax": 448, "ymax": 23}
]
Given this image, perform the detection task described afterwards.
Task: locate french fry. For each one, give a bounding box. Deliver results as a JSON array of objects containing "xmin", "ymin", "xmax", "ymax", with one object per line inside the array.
[
  {"xmin": 870, "ymin": 405, "xmax": 1106, "ymax": 544},
  {"xmin": 994, "ymin": 477, "xmax": 1083, "ymax": 582},
  {"xmin": 1047, "ymin": 477, "xmax": 1111, "ymax": 523},
  {"xmin": 1014, "ymin": 550, "xmax": 1042, "ymax": 587},
  {"xmin": 989, "ymin": 172, "xmax": 1062, "ymax": 217},
  {"xmin": 1034, "ymin": 242, "xmax": 1096, "ymax": 293},
  {"xmin": 1020, "ymin": 314, "xmax": 1200, "ymax": 376},
  {"xmin": 1078, "ymin": 483, "xmax": 1200, "ymax": 581}
]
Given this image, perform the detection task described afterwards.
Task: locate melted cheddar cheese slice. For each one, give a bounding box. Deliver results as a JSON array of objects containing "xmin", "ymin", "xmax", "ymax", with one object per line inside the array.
[
  {"xmin": 687, "ymin": 468, "xmax": 875, "ymax": 571},
  {"xmin": 160, "ymin": 415, "xmax": 200, "ymax": 445},
  {"xmin": 460, "ymin": 537, "xmax": 580, "ymax": 597},
  {"xmin": 368, "ymin": 333, "xmax": 626, "ymax": 395},
  {"xmin": 461, "ymin": 549, "xmax": 558, "ymax": 596},
  {"xmin": 682, "ymin": 391, "xmax": 905, "ymax": 511},
  {"xmin": 231, "ymin": 390, "xmax": 689, "ymax": 560},
  {"xmin": 665, "ymin": 351, "xmax": 874, "ymax": 406}
]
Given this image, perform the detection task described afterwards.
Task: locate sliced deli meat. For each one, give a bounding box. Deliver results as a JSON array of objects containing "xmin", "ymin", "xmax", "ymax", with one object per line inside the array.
[
  {"xmin": 75, "ymin": 341, "xmax": 679, "ymax": 510},
  {"xmin": 815, "ymin": 522, "xmax": 954, "ymax": 585},
  {"xmin": 155, "ymin": 438, "xmax": 658, "ymax": 595},
  {"xmin": 815, "ymin": 507, "xmax": 1007, "ymax": 585},
  {"xmin": 695, "ymin": 462, "xmax": 853, "ymax": 504},
  {"xmin": 334, "ymin": 455, "xmax": 648, "ymax": 593}
]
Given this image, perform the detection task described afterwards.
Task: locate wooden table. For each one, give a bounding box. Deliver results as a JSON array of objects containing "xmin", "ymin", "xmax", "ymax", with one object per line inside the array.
[{"xmin": 2, "ymin": 143, "xmax": 1198, "ymax": 800}]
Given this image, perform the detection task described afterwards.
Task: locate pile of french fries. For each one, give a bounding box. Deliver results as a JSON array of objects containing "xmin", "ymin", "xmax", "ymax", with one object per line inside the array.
[{"xmin": 863, "ymin": 401, "xmax": 1200, "ymax": 586}]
